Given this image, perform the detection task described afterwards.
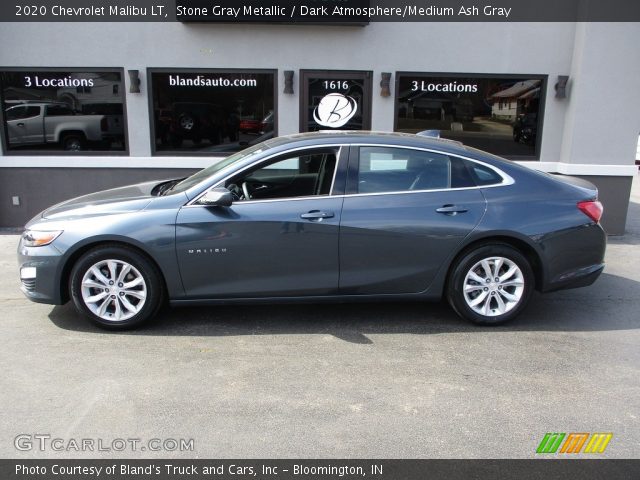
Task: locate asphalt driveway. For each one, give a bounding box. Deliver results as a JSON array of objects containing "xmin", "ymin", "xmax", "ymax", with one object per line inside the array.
[{"xmin": 1, "ymin": 175, "xmax": 639, "ymax": 459}]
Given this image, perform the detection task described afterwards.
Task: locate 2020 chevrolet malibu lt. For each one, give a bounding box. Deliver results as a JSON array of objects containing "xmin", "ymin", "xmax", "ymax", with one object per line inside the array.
[{"xmin": 18, "ymin": 131, "xmax": 606, "ymax": 329}]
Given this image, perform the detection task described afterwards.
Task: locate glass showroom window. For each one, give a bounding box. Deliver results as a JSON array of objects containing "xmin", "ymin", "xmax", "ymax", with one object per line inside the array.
[
  {"xmin": 149, "ymin": 69, "xmax": 276, "ymax": 154},
  {"xmin": 394, "ymin": 73, "xmax": 547, "ymax": 159},
  {"xmin": 0, "ymin": 69, "xmax": 127, "ymax": 153},
  {"xmin": 300, "ymin": 70, "xmax": 372, "ymax": 133}
]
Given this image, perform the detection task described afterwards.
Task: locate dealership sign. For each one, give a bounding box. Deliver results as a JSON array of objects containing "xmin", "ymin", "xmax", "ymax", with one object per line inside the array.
[{"xmin": 313, "ymin": 93, "xmax": 358, "ymax": 128}]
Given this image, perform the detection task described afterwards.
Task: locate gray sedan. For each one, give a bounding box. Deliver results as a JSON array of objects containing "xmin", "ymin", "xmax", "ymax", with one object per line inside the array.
[{"xmin": 18, "ymin": 132, "xmax": 606, "ymax": 329}]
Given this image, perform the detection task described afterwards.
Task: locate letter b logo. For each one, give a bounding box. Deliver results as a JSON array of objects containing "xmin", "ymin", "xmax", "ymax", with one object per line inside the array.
[{"xmin": 313, "ymin": 93, "xmax": 357, "ymax": 128}]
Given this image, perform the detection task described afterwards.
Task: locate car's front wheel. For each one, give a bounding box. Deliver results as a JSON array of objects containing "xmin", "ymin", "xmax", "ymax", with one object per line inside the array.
[
  {"xmin": 447, "ymin": 244, "xmax": 534, "ymax": 325},
  {"xmin": 70, "ymin": 245, "xmax": 164, "ymax": 329}
]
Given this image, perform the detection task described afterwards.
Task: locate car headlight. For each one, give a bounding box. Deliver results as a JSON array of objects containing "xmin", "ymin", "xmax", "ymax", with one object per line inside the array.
[{"xmin": 22, "ymin": 230, "xmax": 63, "ymax": 247}]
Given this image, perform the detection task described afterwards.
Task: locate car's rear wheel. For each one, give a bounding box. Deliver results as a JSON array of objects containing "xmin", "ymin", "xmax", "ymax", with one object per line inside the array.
[
  {"xmin": 62, "ymin": 134, "xmax": 85, "ymax": 151},
  {"xmin": 70, "ymin": 246, "xmax": 164, "ymax": 330},
  {"xmin": 447, "ymin": 244, "xmax": 534, "ymax": 325}
]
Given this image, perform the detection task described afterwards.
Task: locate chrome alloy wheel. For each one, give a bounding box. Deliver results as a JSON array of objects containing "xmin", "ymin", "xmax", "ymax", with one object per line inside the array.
[
  {"xmin": 80, "ymin": 259, "xmax": 147, "ymax": 322},
  {"xmin": 463, "ymin": 256, "xmax": 525, "ymax": 317}
]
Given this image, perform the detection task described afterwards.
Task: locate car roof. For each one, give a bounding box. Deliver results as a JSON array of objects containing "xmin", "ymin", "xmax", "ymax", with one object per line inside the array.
[{"xmin": 264, "ymin": 131, "xmax": 471, "ymax": 156}]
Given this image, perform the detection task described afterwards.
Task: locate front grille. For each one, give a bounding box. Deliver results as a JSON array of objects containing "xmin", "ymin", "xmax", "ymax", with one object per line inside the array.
[{"xmin": 21, "ymin": 278, "xmax": 36, "ymax": 292}]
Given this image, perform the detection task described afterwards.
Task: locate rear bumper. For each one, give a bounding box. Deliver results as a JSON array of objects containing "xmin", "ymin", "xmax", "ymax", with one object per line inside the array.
[
  {"xmin": 538, "ymin": 222, "xmax": 607, "ymax": 293},
  {"xmin": 543, "ymin": 262, "xmax": 605, "ymax": 292}
]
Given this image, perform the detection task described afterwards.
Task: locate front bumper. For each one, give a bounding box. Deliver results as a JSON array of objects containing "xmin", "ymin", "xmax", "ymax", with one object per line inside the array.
[{"xmin": 18, "ymin": 240, "xmax": 65, "ymax": 305}]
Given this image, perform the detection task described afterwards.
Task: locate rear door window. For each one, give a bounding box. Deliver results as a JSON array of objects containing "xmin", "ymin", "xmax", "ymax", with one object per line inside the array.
[
  {"xmin": 356, "ymin": 146, "xmax": 451, "ymax": 194},
  {"xmin": 463, "ymin": 160, "xmax": 504, "ymax": 186}
]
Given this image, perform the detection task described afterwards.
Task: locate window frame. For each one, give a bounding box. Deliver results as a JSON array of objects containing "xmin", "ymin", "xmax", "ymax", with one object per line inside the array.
[
  {"xmin": 345, "ymin": 144, "xmax": 513, "ymax": 196},
  {"xmin": 187, "ymin": 144, "xmax": 350, "ymax": 207},
  {"xmin": 393, "ymin": 71, "xmax": 548, "ymax": 161},
  {"xmin": 224, "ymin": 146, "xmax": 341, "ymax": 202},
  {"xmin": 147, "ymin": 67, "xmax": 278, "ymax": 157},
  {"xmin": 355, "ymin": 145, "xmax": 453, "ymax": 194},
  {"xmin": 0, "ymin": 66, "xmax": 129, "ymax": 156}
]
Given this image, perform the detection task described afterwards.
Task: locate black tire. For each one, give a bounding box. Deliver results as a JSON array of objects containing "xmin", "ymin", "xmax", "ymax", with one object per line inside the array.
[
  {"xmin": 70, "ymin": 245, "xmax": 164, "ymax": 330},
  {"xmin": 447, "ymin": 244, "xmax": 534, "ymax": 326},
  {"xmin": 62, "ymin": 134, "xmax": 85, "ymax": 151}
]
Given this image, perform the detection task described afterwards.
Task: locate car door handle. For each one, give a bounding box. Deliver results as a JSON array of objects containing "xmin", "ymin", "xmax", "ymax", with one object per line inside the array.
[
  {"xmin": 300, "ymin": 210, "xmax": 335, "ymax": 220},
  {"xmin": 436, "ymin": 204, "xmax": 468, "ymax": 215},
  {"xmin": 17, "ymin": 123, "xmax": 25, "ymax": 127}
]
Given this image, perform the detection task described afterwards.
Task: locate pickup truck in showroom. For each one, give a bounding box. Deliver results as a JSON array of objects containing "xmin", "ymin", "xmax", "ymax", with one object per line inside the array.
[{"xmin": 4, "ymin": 102, "xmax": 120, "ymax": 151}]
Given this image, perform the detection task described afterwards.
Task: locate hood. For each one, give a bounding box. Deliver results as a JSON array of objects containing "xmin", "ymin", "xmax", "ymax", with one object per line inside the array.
[{"xmin": 41, "ymin": 180, "xmax": 161, "ymax": 220}]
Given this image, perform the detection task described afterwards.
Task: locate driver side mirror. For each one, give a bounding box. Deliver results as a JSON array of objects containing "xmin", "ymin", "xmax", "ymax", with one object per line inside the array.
[{"xmin": 197, "ymin": 187, "xmax": 233, "ymax": 207}]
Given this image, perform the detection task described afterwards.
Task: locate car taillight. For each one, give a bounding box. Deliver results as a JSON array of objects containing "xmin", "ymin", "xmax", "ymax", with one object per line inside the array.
[
  {"xmin": 100, "ymin": 117, "xmax": 108, "ymax": 132},
  {"xmin": 578, "ymin": 200, "xmax": 603, "ymax": 223}
]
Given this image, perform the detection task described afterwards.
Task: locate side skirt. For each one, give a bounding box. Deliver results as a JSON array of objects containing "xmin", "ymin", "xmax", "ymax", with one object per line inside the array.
[{"xmin": 170, "ymin": 292, "xmax": 442, "ymax": 307}]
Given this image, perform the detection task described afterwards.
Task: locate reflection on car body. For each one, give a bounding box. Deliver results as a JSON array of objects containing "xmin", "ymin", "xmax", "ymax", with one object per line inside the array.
[{"xmin": 18, "ymin": 131, "xmax": 606, "ymax": 330}]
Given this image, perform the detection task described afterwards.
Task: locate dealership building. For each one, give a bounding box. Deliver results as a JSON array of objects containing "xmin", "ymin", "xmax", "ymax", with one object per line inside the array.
[{"xmin": 0, "ymin": 20, "xmax": 638, "ymax": 233}]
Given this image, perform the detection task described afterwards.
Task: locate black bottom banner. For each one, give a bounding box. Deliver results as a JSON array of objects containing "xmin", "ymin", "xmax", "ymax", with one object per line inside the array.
[{"xmin": 2, "ymin": 459, "xmax": 640, "ymax": 480}]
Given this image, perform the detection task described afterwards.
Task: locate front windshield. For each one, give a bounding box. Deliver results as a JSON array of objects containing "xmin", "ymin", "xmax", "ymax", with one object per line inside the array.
[{"xmin": 168, "ymin": 141, "xmax": 270, "ymax": 194}]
